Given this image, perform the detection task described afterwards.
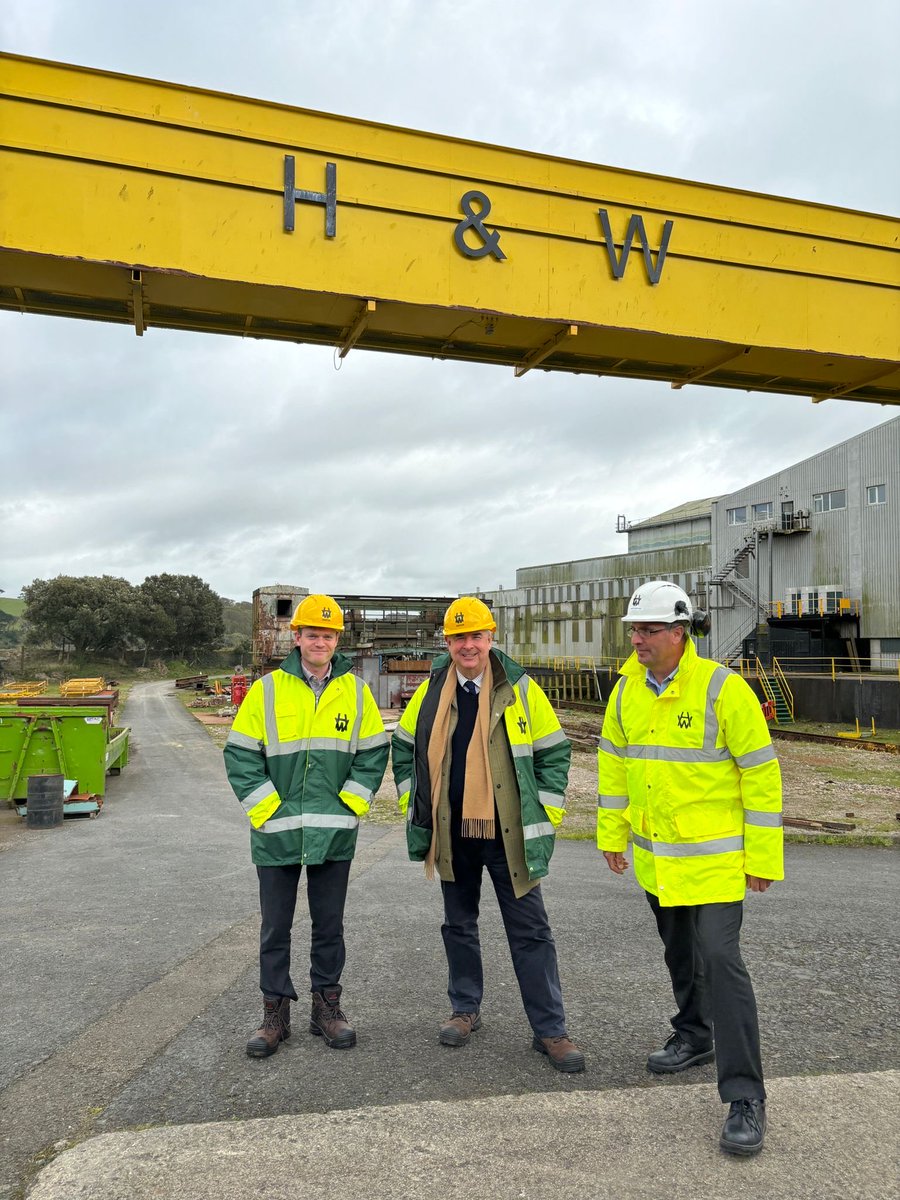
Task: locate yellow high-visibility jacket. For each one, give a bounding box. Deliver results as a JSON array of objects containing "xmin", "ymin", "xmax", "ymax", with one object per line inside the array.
[{"xmin": 597, "ymin": 638, "xmax": 783, "ymax": 906}]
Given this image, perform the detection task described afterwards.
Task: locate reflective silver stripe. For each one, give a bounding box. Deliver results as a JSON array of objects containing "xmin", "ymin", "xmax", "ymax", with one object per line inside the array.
[
  {"xmin": 625, "ymin": 744, "xmax": 731, "ymax": 763},
  {"xmin": 598, "ymin": 794, "xmax": 628, "ymax": 809},
  {"xmin": 262, "ymin": 671, "xmax": 279, "ymax": 749},
  {"xmin": 533, "ymin": 728, "xmax": 567, "ymax": 751},
  {"xmin": 241, "ymin": 781, "xmax": 278, "ymax": 814},
  {"xmin": 394, "ymin": 725, "xmax": 414, "ymax": 745},
  {"xmin": 260, "ymin": 812, "xmax": 359, "ymax": 834},
  {"xmin": 356, "ymin": 730, "xmax": 389, "ymax": 751},
  {"xmin": 538, "ymin": 789, "xmax": 564, "ymax": 806},
  {"xmin": 302, "ymin": 812, "xmax": 359, "ymax": 829},
  {"xmin": 265, "ymin": 738, "xmax": 308, "ymax": 758},
  {"xmin": 518, "ymin": 674, "xmax": 532, "ymax": 732},
  {"xmin": 307, "ymin": 737, "xmax": 352, "ymax": 754},
  {"xmin": 226, "ymin": 730, "xmax": 261, "ymax": 751},
  {"xmin": 342, "ymin": 780, "xmax": 373, "ymax": 803},
  {"xmin": 615, "ymin": 679, "xmax": 624, "ymax": 732},
  {"xmin": 523, "ymin": 821, "xmax": 554, "ymax": 840},
  {"xmin": 599, "ymin": 736, "xmax": 625, "ymax": 758},
  {"xmin": 735, "ymin": 745, "xmax": 778, "ymax": 769},
  {"xmin": 704, "ymin": 666, "xmax": 732, "ymax": 753},
  {"xmin": 349, "ymin": 676, "xmax": 365, "ymax": 753},
  {"xmin": 396, "ymin": 778, "xmax": 411, "ymax": 798},
  {"xmin": 744, "ymin": 809, "xmax": 783, "ymax": 827},
  {"xmin": 511, "ymin": 743, "xmax": 533, "ymax": 758},
  {"xmin": 600, "ymin": 734, "xmax": 628, "ymax": 753},
  {"xmin": 632, "ymin": 833, "xmax": 744, "ymax": 856}
]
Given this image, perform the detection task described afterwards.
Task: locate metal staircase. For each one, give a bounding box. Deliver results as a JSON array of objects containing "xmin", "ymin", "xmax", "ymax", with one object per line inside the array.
[
  {"xmin": 710, "ymin": 533, "xmax": 757, "ymax": 586},
  {"xmin": 712, "ymin": 532, "xmax": 768, "ymax": 664},
  {"xmin": 755, "ymin": 659, "xmax": 793, "ymax": 723}
]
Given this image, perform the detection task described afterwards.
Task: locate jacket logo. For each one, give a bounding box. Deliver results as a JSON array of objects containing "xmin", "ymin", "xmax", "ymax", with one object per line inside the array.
[
  {"xmin": 676, "ymin": 711, "xmax": 693, "ymax": 729},
  {"xmin": 517, "ymin": 717, "xmax": 527, "ymax": 733},
  {"xmin": 334, "ymin": 713, "xmax": 349, "ymax": 732},
  {"xmin": 322, "ymin": 606, "xmax": 332, "ymax": 619},
  {"xmin": 454, "ymin": 611, "xmax": 465, "ymax": 624}
]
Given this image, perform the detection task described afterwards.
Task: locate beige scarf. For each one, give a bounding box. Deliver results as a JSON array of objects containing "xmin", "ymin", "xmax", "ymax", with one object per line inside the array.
[{"xmin": 424, "ymin": 659, "xmax": 494, "ymax": 878}]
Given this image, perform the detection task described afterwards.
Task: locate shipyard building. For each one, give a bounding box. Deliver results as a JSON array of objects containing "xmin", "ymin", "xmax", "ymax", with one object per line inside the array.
[{"xmin": 479, "ymin": 415, "xmax": 900, "ymax": 677}]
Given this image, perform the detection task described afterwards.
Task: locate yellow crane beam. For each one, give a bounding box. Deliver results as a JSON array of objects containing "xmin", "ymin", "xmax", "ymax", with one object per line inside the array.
[{"xmin": 1, "ymin": 53, "xmax": 898, "ymax": 404}]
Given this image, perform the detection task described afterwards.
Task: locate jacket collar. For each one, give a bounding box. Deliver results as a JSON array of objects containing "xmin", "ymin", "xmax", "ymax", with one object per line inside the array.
[
  {"xmin": 621, "ymin": 634, "xmax": 699, "ymax": 684},
  {"xmin": 278, "ymin": 646, "xmax": 353, "ymax": 681}
]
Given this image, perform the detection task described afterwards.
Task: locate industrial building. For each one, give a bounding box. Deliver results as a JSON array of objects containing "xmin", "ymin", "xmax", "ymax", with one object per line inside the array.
[
  {"xmin": 251, "ymin": 586, "xmax": 453, "ymax": 708},
  {"xmin": 480, "ymin": 415, "xmax": 900, "ymax": 677}
]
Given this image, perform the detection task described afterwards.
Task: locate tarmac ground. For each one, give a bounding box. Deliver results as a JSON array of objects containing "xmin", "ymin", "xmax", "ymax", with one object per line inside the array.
[{"xmin": 1, "ymin": 682, "xmax": 897, "ymax": 1199}]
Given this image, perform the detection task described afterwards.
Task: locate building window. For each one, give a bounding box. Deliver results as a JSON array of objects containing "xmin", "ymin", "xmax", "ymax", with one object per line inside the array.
[
  {"xmin": 727, "ymin": 506, "xmax": 747, "ymax": 525},
  {"xmin": 813, "ymin": 489, "xmax": 846, "ymax": 513},
  {"xmin": 824, "ymin": 589, "xmax": 843, "ymax": 614},
  {"xmin": 572, "ymin": 621, "xmax": 580, "ymax": 643},
  {"xmin": 752, "ymin": 501, "xmax": 773, "ymax": 521},
  {"xmin": 867, "ymin": 484, "xmax": 886, "ymax": 505}
]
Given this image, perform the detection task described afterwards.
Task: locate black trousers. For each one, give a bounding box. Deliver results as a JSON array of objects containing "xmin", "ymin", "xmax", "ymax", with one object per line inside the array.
[
  {"xmin": 440, "ymin": 835, "xmax": 567, "ymax": 1038},
  {"xmin": 647, "ymin": 892, "xmax": 765, "ymax": 1101},
  {"xmin": 257, "ymin": 859, "xmax": 352, "ymax": 1001}
]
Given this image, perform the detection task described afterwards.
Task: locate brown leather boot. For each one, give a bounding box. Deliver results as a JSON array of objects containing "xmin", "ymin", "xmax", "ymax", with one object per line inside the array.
[
  {"xmin": 532, "ymin": 1034, "xmax": 586, "ymax": 1073},
  {"xmin": 246, "ymin": 997, "xmax": 290, "ymax": 1058},
  {"xmin": 439, "ymin": 1011, "xmax": 482, "ymax": 1047},
  {"xmin": 310, "ymin": 985, "xmax": 356, "ymax": 1049}
]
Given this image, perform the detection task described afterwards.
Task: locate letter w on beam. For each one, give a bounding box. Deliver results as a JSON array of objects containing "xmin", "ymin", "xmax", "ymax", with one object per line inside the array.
[
  {"xmin": 339, "ymin": 300, "xmax": 377, "ymax": 359},
  {"xmin": 515, "ymin": 325, "xmax": 578, "ymax": 378}
]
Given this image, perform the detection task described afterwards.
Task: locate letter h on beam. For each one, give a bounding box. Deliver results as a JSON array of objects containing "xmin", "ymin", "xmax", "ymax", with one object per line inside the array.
[{"xmin": 284, "ymin": 156, "xmax": 337, "ymax": 236}]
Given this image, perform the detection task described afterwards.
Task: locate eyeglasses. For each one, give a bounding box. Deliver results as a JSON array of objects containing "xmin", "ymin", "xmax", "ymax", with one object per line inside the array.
[{"xmin": 627, "ymin": 625, "xmax": 670, "ymax": 638}]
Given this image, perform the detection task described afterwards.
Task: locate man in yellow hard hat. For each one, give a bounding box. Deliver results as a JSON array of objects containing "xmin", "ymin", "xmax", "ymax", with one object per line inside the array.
[
  {"xmin": 224, "ymin": 594, "xmax": 388, "ymax": 1058},
  {"xmin": 392, "ymin": 596, "xmax": 585, "ymax": 1072}
]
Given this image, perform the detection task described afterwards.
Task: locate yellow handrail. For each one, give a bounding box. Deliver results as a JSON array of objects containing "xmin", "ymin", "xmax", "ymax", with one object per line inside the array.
[{"xmin": 771, "ymin": 658, "xmax": 795, "ymax": 720}]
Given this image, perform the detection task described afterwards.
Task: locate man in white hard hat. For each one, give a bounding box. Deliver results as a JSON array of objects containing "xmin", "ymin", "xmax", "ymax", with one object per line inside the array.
[
  {"xmin": 597, "ymin": 580, "xmax": 783, "ymax": 1156},
  {"xmin": 225, "ymin": 594, "xmax": 388, "ymax": 1058},
  {"xmin": 391, "ymin": 596, "xmax": 585, "ymax": 1072}
]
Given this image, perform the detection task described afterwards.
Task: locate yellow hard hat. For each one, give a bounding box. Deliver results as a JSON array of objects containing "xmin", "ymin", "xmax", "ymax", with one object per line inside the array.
[
  {"xmin": 290, "ymin": 593, "xmax": 344, "ymax": 632},
  {"xmin": 443, "ymin": 596, "xmax": 496, "ymax": 636}
]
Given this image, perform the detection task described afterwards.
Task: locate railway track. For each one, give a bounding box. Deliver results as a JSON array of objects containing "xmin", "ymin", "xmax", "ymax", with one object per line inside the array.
[{"xmin": 769, "ymin": 728, "xmax": 898, "ymax": 754}]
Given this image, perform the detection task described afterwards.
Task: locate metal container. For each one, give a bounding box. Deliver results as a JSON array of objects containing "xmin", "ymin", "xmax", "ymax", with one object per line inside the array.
[{"xmin": 0, "ymin": 705, "xmax": 130, "ymax": 804}]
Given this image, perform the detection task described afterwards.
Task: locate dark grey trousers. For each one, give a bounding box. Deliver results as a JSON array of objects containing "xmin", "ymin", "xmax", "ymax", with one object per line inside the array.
[
  {"xmin": 441, "ymin": 836, "xmax": 567, "ymax": 1038},
  {"xmin": 257, "ymin": 859, "xmax": 352, "ymax": 1000},
  {"xmin": 647, "ymin": 892, "xmax": 766, "ymax": 1101}
]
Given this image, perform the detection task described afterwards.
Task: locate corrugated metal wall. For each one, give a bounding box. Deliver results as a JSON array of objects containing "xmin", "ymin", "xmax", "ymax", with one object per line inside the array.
[
  {"xmin": 483, "ymin": 545, "xmax": 709, "ymax": 661},
  {"xmin": 710, "ymin": 415, "xmax": 900, "ymax": 657}
]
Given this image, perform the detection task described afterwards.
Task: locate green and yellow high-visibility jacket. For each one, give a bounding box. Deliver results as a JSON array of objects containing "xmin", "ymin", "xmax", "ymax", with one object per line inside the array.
[
  {"xmin": 391, "ymin": 648, "xmax": 570, "ymax": 888},
  {"xmin": 224, "ymin": 649, "xmax": 389, "ymax": 868},
  {"xmin": 597, "ymin": 637, "xmax": 783, "ymax": 906}
]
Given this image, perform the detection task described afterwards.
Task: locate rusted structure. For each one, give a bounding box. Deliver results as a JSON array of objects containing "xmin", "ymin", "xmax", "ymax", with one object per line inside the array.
[{"xmin": 251, "ymin": 585, "xmax": 457, "ymax": 706}]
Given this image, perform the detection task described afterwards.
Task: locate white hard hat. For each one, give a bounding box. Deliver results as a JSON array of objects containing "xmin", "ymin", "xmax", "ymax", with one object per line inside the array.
[{"xmin": 622, "ymin": 580, "xmax": 693, "ymax": 624}]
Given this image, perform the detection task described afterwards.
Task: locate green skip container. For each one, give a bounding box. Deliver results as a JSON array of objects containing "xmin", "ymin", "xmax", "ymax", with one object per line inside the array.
[{"xmin": 0, "ymin": 704, "xmax": 130, "ymax": 805}]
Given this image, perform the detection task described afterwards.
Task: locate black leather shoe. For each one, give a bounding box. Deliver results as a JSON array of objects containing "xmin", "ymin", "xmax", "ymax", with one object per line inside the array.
[
  {"xmin": 720, "ymin": 1098, "xmax": 766, "ymax": 1155},
  {"xmin": 647, "ymin": 1032, "xmax": 714, "ymax": 1074}
]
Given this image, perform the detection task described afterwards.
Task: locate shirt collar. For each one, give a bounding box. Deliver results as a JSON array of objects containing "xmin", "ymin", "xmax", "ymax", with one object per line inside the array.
[
  {"xmin": 456, "ymin": 668, "xmax": 485, "ymax": 692},
  {"xmin": 645, "ymin": 665, "xmax": 679, "ymax": 696},
  {"xmin": 303, "ymin": 663, "xmax": 332, "ymax": 688}
]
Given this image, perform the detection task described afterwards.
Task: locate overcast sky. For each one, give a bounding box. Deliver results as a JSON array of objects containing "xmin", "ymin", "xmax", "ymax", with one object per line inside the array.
[{"xmin": 1, "ymin": 0, "xmax": 898, "ymax": 602}]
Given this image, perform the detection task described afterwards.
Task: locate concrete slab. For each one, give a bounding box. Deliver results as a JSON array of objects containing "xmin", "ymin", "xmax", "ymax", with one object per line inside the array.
[{"xmin": 27, "ymin": 1070, "xmax": 899, "ymax": 1200}]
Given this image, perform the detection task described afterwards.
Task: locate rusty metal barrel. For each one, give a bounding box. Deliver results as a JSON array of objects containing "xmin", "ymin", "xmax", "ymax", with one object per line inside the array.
[{"xmin": 26, "ymin": 774, "xmax": 64, "ymax": 828}]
